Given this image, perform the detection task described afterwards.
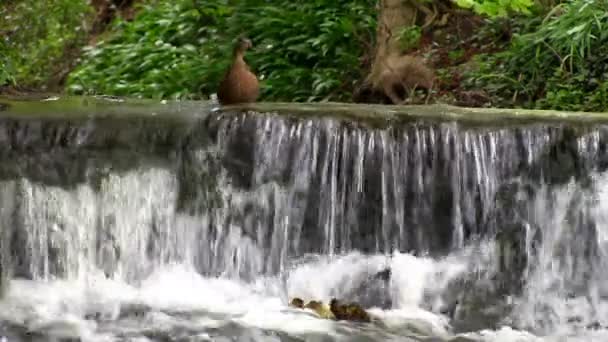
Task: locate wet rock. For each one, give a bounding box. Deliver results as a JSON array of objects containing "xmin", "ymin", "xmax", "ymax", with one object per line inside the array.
[
  {"xmin": 96, "ymin": 216, "xmax": 121, "ymax": 278},
  {"xmin": 0, "ymin": 233, "xmax": 9, "ymax": 298},
  {"xmin": 491, "ymin": 180, "xmax": 540, "ymax": 294},
  {"xmin": 586, "ymin": 321, "xmax": 604, "ymax": 330},
  {"xmin": 47, "ymin": 222, "xmax": 68, "ymax": 278},
  {"xmin": 175, "ymin": 147, "xmax": 222, "ymax": 215},
  {"xmin": 0, "ymin": 180, "xmax": 15, "ymax": 297},
  {"xmin": 440, "ymin": 267, "xmax": 515, "ymax": 334},
  {"xmin": 118, "ymin": 302, "xmax": 151, "ymax": 319},
  {"xmin": 83, "ymin": 312, "xmax": 103, "ymax": 321},
  {"xmin": 343, "ymin": 267, "xmax": 392, "ymax": 309},
  {"xmin": 374, "ymin": 268, "xmax": 391, "ymax": 281},
  {"xmin": 495, "ymin": 225, "xmax": 529, "ymax": 291},
  {"xmin": 205, "ymin": 322, "xmax": 297, "ymax": 342},
  {"xmin": 218, "ymin": 117, "xmax": 256, "ymax": 189},
  {"xmin": 0, "ymin": 321, "xmax": 32, "ymax": 342},
  {"xmin": 0, "ymin": 269, "xmax": 6, "ymax": 298},
  {"xmin": 528, "ymin": 126, "xmax": 590, "ymax": 186}
]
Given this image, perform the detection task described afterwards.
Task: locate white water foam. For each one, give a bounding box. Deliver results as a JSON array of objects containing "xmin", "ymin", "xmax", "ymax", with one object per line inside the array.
[
  {"xmin": 3, "ymin": 169, "xmax": 608, "ymax": 341},
  {"xmin": 504, "ymin": 172, "xmax": 608, "ymax": 341},
  {"xmin": 0, "ymin": 251, "xmax": 557, "ymax": 342}
]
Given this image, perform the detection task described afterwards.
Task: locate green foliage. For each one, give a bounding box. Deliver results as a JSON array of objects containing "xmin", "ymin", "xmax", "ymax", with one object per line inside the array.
[
  {"xmin": 234, "ymin": 0, "xmax": 376, "ymax": 102},
  {"xmin": 68, "ymin": 0, "xmax": 376, "ymax": 102},
  {"xmin": 0, "ymin": 0, "xmax": 93, "ymax": 89},
  {"xmin": 455, "ymin": 0, "xmax": 534, "ymax": 16},
  {"xmin": 0, "ymin": 62, "xmax": 15, "ymax": 87},
  {"xmin": 0, "ymin": 41, "xmax": 15, "ymax": 87},
  {"xmin": 69, "ymin": 0, "xmax": 220, "ymax": 99},
  {"xmin": 465, "ymin": 0, "xmax": 608, "ymax": 112}
]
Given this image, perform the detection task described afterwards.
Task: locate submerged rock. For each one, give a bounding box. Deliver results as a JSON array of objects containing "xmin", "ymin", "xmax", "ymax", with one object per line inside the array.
[
  {"xmin": 442, "ymin": 275, "xmax": 514, "ymax": 333},
  {"xmin": 586, "ymin": 321, "xmax": 605, "ymax": 330},
  {"xmin": 344, "ymin": 267, "xmax": 392, "ymax": 309},
  {"xmin": 118, "ymin": 303, "xmax": 152, "ymax": 319}
]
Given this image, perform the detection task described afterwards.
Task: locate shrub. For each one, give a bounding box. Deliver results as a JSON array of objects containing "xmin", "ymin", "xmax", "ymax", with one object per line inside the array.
[
  {"xmin": 455, "ymin": 0, "xmax": 534, "ymax": 16},
  {"xmin": 1, "ymin": 40, "xmax": 15, "ymax": 87},
  {"xmin": 0, "ymin": 0, "xmax": 92, "ymax": 89},
  {"xmin": 465, "ymin": 0, "xmax": 608, "ymax": 112},
  {"xmin": 67, "ymin": 0, "xmax": 376, "ymax": 102}
]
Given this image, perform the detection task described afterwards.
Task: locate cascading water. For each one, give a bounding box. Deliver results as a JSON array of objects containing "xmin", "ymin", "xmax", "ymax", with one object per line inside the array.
[{"xmin": 1, "ymin": 97, "xmax": 608, "ymax": 341}]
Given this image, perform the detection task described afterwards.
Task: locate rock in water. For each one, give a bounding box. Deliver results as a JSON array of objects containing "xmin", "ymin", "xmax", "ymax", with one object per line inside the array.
[
  {"xmin": 118, "ymin": 303, "xmax": 152, "ymax": 319},
  {"xmin": 344, "ymin": 267, "xmax": 392, "ymax": 309}
]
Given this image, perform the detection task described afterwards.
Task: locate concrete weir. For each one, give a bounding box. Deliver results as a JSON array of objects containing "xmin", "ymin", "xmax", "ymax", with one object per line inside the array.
[{"xmin": 1, "ymin": 95, "xmax": 608, "ymax": 339}]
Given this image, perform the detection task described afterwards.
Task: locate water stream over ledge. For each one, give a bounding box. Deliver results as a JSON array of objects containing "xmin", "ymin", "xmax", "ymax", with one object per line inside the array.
[{"xmin": 1, "ymin": 96, "xmax": 608, "ymax": 341}]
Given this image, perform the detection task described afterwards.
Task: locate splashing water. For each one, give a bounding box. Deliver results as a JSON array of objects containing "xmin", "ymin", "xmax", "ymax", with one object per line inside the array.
[{"xmin": 2, "ymin": 101, "xmax": 608, "ymax": 341}]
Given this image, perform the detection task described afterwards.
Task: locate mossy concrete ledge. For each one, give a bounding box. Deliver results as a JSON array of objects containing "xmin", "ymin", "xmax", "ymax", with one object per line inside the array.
[
  {"xmin": 2, "ymin": 95, "xmax": 608, "ymax": 126},
  {"xmin": 223, "ymin": 102, "xmax": 608, "ymax": 126}
]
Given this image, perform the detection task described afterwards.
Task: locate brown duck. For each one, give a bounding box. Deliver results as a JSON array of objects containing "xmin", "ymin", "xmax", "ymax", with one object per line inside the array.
[{"xmin": 217, "ymin": 37, "xmax": 260, "ymax": 105}]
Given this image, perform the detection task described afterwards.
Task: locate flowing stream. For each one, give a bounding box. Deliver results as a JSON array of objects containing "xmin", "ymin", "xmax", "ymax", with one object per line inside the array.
[{"xmin": 0, "ymin": 97, "xmax": 608, "ymax": 341}]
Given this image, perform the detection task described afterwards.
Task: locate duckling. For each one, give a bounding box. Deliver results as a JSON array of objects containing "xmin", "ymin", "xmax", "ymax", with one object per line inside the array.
[
  {"xmin": 289, "ymin": 297, "xmax": 304, "ymax": 309},
  {"xmin": 329, "ymin": 298, "xmax": 371, "ymax": 323},
  {"xmin": 305, "ymin": 300, "xmax": 336, "ymax": 320},
  {"xmin": 217, "ymin": 37, "xmax": 260, "ymax": 105}
]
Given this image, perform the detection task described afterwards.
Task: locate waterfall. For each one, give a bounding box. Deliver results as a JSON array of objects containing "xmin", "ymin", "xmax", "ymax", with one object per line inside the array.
[{"xmin": 1, "ymin": 98, "xmax": 608, "ymax": 340}]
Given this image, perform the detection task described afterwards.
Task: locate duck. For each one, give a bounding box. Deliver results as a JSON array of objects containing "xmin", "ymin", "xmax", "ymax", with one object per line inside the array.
[{"xmin": 217, "ymin": 37, "xmax": 260, "ymax": 105}]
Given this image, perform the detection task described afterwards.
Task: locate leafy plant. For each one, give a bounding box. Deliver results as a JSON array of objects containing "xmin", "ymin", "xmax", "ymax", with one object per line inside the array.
[
  {"xmin": 465, "ymin": 0, "xmax": 608, "ymax": 112},
  {"xmin": 69, "ymin": 0, "xmax": 224, "ymax": 99},
  {"xmin": 0, "ymin": 41, "xmax": 15, "ymax": 87},
  {"xmin": 0, "ymin": 0, "xmax": 93, "ymax": 89},
  {"xmin": 67, "ymin": 0, "xmax": 377, "ymax": 102},
  {"xmin": 454, "ymin": 0, "xmax": 534, "ymax": 16}
]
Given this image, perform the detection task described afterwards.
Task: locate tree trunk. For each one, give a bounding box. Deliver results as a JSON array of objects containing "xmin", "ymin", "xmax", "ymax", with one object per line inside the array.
[
  {"xmin": 355, "ymin": 0, "xmax": 441, "ymax": 104},
  {"xmin": 90, "ymin": 0, "xmax": 136, "ymax": 35},
  {"xmin": 367, "ymin": 0, "xmax": 417, "ymax": 88}
]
